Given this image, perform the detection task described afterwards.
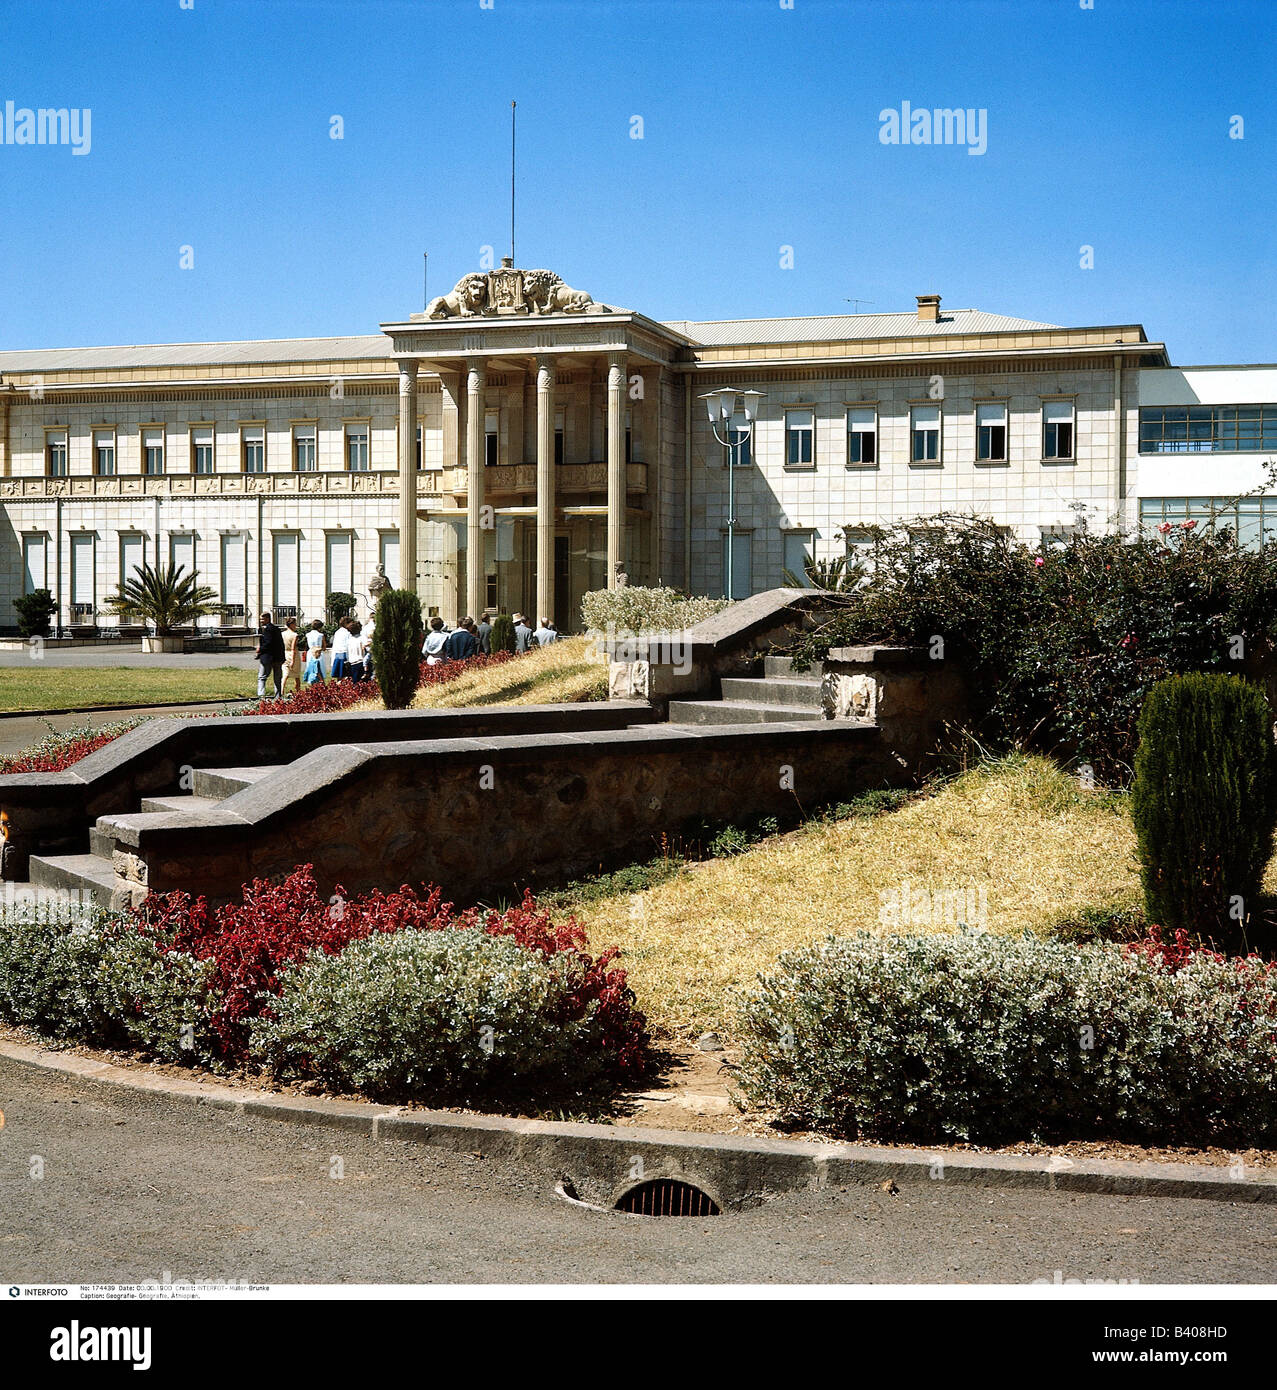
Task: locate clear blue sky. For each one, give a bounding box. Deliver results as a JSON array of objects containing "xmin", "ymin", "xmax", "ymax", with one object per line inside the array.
[{"xmin": 1, "ymin": 0, "xmax": 1273, "ymax": 363}]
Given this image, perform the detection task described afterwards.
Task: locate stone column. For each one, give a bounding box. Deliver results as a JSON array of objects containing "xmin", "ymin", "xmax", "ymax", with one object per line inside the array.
[
  {"xmin": 465, "ymin": 358, "xmax": 486, "ymax": 620},
  {"xmin": 535, "ymin": 355, "xmax": 556, "ymax": 624},
  {"xmin": 397, "ymin": 359, "xmax": 418, "ymax": 593},
  {"xmin": 606, "ymin": 351, "xmax": 626, "ymax": 587}
]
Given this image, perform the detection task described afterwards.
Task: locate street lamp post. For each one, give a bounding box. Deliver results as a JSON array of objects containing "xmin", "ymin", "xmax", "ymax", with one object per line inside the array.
[{"xmin": 699, "ymin": 387, "xmax": 764, "ymax": 600}]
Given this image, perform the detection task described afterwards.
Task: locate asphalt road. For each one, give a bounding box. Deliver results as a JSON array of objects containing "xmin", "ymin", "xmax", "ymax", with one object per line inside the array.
[{"xmin": 3, "ymin": 1061, "xmax": 1277, "ymax": 1286}]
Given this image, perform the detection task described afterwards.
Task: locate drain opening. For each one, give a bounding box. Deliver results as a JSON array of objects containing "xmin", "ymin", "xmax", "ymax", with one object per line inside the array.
[{"xmin": 614, "ymin": 1179, "xmax": 720, "ymax": 1217}]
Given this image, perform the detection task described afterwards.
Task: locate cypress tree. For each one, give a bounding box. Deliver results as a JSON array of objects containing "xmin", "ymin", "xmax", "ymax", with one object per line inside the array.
[
  {"xmin": 1130, "ymin": 673, "xmax": 1277, "ymax": 946},
  {"xmin": 489, "ymin": 613, "xmax": 516, "ymax": 654},
  {"xmin": 371, "ymin": 589, "xmax": 424, "ymax": 709}
]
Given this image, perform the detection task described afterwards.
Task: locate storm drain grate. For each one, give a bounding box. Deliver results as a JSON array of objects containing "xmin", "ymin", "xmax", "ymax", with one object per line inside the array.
[{"xmin": 614, "ymin": 1179, "xmax": 720, "ymax": 1217}]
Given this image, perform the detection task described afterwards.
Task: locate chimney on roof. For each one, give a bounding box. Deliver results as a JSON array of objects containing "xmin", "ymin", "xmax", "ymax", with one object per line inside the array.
[{"xmin": 916, "ymin": 294, "xmax": 941, "ymax": 323}]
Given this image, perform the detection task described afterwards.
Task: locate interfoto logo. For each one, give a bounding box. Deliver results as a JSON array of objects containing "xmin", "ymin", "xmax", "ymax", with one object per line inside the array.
[
  {"xmin": 1, "ymin": 101, "xmax": 92, "ymax": 155},
  {"xmin": 879, "ymin": 101, "xmax": 986, "ymax": 156}
]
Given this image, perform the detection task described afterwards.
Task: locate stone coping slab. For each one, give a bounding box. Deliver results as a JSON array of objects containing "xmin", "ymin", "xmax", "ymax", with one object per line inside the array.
[
  {"xmin": 2, "ymin": 1037, "xmax": 1271, "ymax": 1211},
  {"xmin": 601, "ymin": 587, "xmax": 837, "ymax": 662}
]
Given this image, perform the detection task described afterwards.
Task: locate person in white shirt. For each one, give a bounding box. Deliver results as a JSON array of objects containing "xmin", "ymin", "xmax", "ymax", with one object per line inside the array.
[
  {"xmin": 330, "ymin": 618, "xmax": 353, "ymax": 679},
  {"xmin": 533, "ymin": 617, "xmax": 557, "ymax": 646},
  {"xmin": 347, "ymin": 621, "xmax": 369, "ymax": 683},
  {"xmin": 422, "ymin": 615, "xmax": 450, "ymax": 665},
  {"xmin": 303, "ymin": 620, "xmax": 327, "ymax": 684}
]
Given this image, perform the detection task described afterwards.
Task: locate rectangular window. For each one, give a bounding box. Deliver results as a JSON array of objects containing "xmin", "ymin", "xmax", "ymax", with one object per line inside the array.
[
  {"xmin": 70, "ymin": 533, "xmax": 94, "ymax": 616},
  {"xmin": 293, "ymin": 425, "xmax": 317, "ymax": 473},
  {"xmin": 326, "ymin": 532, "xmax": 353, "ymax": 594},
  {"xmin": 1138, "ymin": 405, "xmax": 1277, "ymax": 454},
  {"xmin": 1043, "ymin": 401, "xmax": 1075, "ymax": 461},
  {"xmin": 93, "ymin": 429, "xmax": 116, "ymax": 476},
  {"xmin": 911, "ymin": 405, "xmax": 941, "ymax": 463},
  {"xmin": 191, "ymin": 426, "xmax": 215, "ymax": 475},
  {"xmin": 143, "ymin": 427, "xmax": 165, "ymax": 476},
  {"xmin": 844, "ymin": 527, "xmax": 878, "ymax": 574},
  {"xmin": 625, "ymin": 408, "xmax": 633, "ymax": 466},
  {"xmin": 721, "ymin": 531, "xmax": 752, "ymax": 600},
  {"xmin": 242, "ymin": 425, "xmax": 265, "ymax": 474},
  {"xmin": 783, "ymin": 531, "xmax": 815, "ymax": 587},
  {"xmin": 46, "ymin": 430, "xmax": 68, "ymax": 477},
  {"xmin": 219, "ymin": 533, "xmax": 246, "ymax": 614},
  {"xmin": 846, "ymin": 408, "xmax": 877, "ymax": 467},
  {"xmin": 784, "ymin": 409, "xmax": 814, "ymax": 468},
  {"xmin": 554, "ymin": 408, "xmax": 565, "ymax": 467},
  {"xmin": 415, "ymin": 424, "xmax": 423, "ymax": 472},
  {"xmin": 22, "ymin": 534, "xmax": 48, "ymax": 594},
  {"xmin": 380, "ymin": 532, "xmax": 401, "ymax": 588},
  {"xmin": 120, "ymin": 534, "xmax": 145, "ymax": 589},
  {"xmin": 724, "ymin": 423, "xmax": 752, "ymax": 468},
  {"xmin": 272, "ymin": 533, "xmax": 299, "ymax": 612},
  {"xmin": 484, "ymin": 410, "xmax": 499, "ymax": 467},
  {"xmin": 345, "ymin": 426, "xmax": 369, "ymax": 472},
  {"xmin": 976, "ymin": 403, "xmax": 1008, "ymax": 462},
  {"xmin": 170, "ymin": 533, "xmax": 196, "ymax": 581}
]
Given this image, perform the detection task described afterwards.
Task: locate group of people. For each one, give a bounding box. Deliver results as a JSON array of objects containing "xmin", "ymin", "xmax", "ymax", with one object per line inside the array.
[
  {"xmin": 253, "ymin": 612, "xmax": 375, "ymax": 698},
  {"xmin": 255, "ymin": 607, "xmax": 563, "ymax": 698},
  {"xmin": 421, "ymin": 612, "xmax": 559, "ymax": 666}
]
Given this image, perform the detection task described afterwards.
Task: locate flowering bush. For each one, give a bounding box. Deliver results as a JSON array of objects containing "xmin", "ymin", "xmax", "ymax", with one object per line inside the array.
[
  {"xmin": 735, "ymin": 928, "xmax": 1277, "ymax": 1145},
  {"xmin": 581, "ymin": 585, "xmax": 729, "ymax": 641},
  {"xmin": 788, "ymin": 514, "xmax": 1277, "ymax": 783}
]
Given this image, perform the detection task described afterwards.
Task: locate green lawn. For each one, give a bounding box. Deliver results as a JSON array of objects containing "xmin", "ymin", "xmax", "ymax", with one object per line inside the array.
[{"xmin": 0, "ymin": 666, "xmax": 256, "ymax": 713}]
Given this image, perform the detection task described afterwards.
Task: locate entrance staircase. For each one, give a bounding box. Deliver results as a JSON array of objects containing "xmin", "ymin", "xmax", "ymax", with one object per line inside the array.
[
  {"xmin": 666, "ymin": 657, "xmax": 826, "ymax": 725},
  {"xmin": 28, "ymin": 763, "xmax": 288, "ymax": 910}
]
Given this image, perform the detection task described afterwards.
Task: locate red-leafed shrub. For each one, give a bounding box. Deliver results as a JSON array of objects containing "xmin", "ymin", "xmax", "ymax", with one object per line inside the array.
[
  {"xmin": 133, "ymin": 866, "xmax": 648, "ymax": 1077},
  {"xmin": 0, "ymin": 720, "xmax": 143, "ymax": 774}
]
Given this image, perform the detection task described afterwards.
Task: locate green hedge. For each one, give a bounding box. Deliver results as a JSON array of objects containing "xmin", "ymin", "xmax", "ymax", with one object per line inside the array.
[{"xmin": 734, "ymin": 929, "xmax": 1277, "ymax": 1145}]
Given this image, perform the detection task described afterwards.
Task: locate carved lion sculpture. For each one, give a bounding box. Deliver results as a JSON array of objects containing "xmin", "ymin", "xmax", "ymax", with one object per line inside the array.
[
  {"xmin": 426, "ymin": 273, "xmax": 490, "ymax": 319},
  {"xmin": 522, "ymin": 269, "xmax": 605, "ymax": 315}
]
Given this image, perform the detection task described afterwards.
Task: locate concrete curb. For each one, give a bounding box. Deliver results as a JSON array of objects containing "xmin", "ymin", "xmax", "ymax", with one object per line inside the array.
[{"xmin": 3, "ymin": 1037, "xmax": 1274, "ymax": 1211}]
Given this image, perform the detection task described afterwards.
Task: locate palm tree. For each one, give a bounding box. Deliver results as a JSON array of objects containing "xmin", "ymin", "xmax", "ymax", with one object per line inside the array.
[
  {"xmin": 781, "ymin": 554, "xmax": 866, "ymax": 592},
  {"xmin": 106, "ymin": 559, "xmax": 218, "ymax": 636}
]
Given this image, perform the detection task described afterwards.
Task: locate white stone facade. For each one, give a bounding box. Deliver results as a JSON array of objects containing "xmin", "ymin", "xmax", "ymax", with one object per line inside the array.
[{"xmin": 3, "ymin": 277, "xmax": 1272, "ymax": 634}]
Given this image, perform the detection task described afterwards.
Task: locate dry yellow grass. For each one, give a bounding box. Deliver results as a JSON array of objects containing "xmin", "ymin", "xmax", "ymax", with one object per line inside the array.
[
  {"xmin": 574, "ymin": 755, "xmax": 1144, "ymax": 1041},
  {"xmin": 408, "ymin": 635, "xmax": 607, "ymax": 709}
]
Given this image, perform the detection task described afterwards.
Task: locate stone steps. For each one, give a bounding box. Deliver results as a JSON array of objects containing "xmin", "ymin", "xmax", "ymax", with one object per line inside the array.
[
  {"xmin": 719, "ymin": 675, "xmax": 823, "ymax": 708},
  {"xmin": 763, "ymin": 655, "xmax": 823, "ymax": 679},
  {"xmin": 191, "ymin": 765, "xmax": 284, "ymax": 800},
  {"xmin": 666, "ymin": 699, "xmax": 824, "ymax": 725},
  {"xmin": 27, "ymin": 851, "xmax": 146, "ymax": 911},
  {"xmin": 26, "ymin": 764, "xmax": 289, "ymax": 909}
]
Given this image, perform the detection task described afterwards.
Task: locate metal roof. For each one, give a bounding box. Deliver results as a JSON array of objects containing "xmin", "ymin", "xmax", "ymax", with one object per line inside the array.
[
  {"xmin": 0, "ymin": 309, "xmax": 1082, "ymax": 376},
  {"xmin": 0, "ymin": 334, "xmax": 393, "ymax": 373},
  {"xmin": 662, "ymin": 309, "xmax": 1062, "ymax": 345}
]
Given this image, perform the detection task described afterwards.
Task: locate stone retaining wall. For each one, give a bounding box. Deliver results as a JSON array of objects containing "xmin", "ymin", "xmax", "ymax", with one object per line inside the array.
[{"xmin": 101, "ymin": 721, "xmax": 884, "ymax": 904}]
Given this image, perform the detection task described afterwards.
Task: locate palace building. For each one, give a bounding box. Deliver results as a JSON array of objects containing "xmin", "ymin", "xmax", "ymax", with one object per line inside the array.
[{"xmin": 0, "ymin": 260, "xmax": 1272, "ymax": 634}]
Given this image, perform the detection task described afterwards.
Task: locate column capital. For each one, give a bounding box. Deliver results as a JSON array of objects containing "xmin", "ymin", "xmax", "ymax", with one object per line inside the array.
[
  {"xmin": 466, "ymin": 357, "xmax": 486, "ymax": 390},
  {"xmin": 536, "ymin": 354, "xmax": 557, "ymax": 388},
  {"xmin": 398, "ymin": 359, "xmax": 419, "ymax": 392}
]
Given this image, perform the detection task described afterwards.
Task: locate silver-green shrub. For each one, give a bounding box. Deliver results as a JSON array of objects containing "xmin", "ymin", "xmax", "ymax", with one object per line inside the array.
[
  {"xmin": 581, "ymin": 585, "xmax": 729, "ymax": 641},
  {"xmin": 734, "ymin": 930, "xmax": 1277, "ymax": 1145},
  {"xmin": 250, "ymin": 927, "xmax": 618, "ymax": 1104},
  {"xmin": 0, "ymin": 900, "xmax": 218, "ymax": 1064}
]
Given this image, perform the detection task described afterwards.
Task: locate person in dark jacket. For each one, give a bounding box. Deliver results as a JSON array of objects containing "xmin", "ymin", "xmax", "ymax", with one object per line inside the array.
[
  {"xmin": 255, "ymin": 612, "xmax": 286, "ymax": 698},
  {"xmin": 475, "ymin": 614, "xmax": 492, "ymax": 655},
  {"xmin": 445, "ymin": 617, "xmax": 478, "ymax": 661}
]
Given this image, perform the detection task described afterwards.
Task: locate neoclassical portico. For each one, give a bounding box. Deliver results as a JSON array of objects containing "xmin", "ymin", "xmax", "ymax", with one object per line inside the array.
[{"xmin": 382, "ymin": 261, "xmax": 686, "ymax": 625}]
